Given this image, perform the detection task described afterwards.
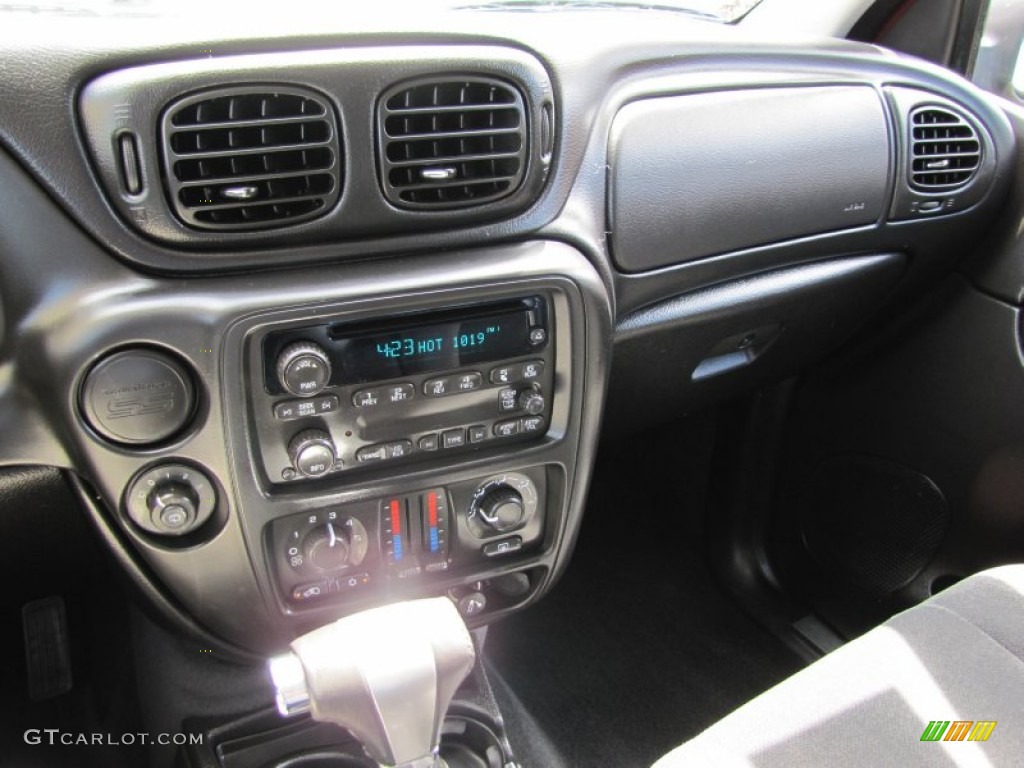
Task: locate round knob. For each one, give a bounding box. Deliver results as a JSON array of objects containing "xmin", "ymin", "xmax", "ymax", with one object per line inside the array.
[
  {"xmin": 126, "ymin": 463, "xmax": 218, "ymax": 537},
  {"xmin": 277, "ymin": 342, "xmax": 331, "ymax": 397},
  {"xmin": 518, "ymin": 389, "xmax": 545, "ymax": 416},
  {"xmin": 147, "ymin": 481, "xmax": 198, "ymax": 532},
  {"xmin": 289, "ymin": 430, "xmax": 336, "ymax": 477},
  {"xmin": 477, "ymin": 486, "xmax": 525, "ymax": 532},
  {"xmin": 303, "ymin": 522, "xmax": 350, "ymax": 571},
  {"xmin": 457, "ymin": 591, "xmax": 487, "ymax": 618}
]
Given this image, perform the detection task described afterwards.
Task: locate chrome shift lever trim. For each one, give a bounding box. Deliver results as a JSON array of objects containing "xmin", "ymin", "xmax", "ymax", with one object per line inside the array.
[{"xmin": 268, "ymin": 597, "xmax": 475, "ymax": 768}]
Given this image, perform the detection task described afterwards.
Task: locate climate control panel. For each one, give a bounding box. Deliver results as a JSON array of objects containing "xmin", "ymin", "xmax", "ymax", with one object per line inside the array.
[
  {"xmin": 268, "ymin": 467, "xmax": 546, "ymax": 611},
  {"xmin": 250, "ymin": 297, "xmax": 556, "ymax": 484}
]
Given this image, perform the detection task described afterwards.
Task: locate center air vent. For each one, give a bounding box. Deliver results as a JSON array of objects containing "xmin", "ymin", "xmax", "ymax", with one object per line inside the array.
[
  {"xmin": 909, "ymin": 107, "xmax": 981, "ymax": 191},
  {"xmin": 161, "ymin": 86, "xmax": 341, "ymax": 230},
  {"xmin": 378, "ymin": 77, "xmax": 528, "ymax": 209}
]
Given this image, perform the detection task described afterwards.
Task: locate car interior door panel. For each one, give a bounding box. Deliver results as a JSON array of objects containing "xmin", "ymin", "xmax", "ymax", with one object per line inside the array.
[{"xmin": 1, "ymin": 2, "xmax": 1023, "ymax": 766}]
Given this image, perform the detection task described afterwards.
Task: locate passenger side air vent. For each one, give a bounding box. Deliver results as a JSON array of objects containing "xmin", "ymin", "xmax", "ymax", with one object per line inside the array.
[
  {"xmin": 909, "ymin": 107, "xmax": 981, "ymax": 191},
  {"xmin": 161, "ymin": 86, "xmax": 342, "ymax": 230},
  {"xmin": 378, "ymin": 78, "xmax": 528, "ymax": 209}
]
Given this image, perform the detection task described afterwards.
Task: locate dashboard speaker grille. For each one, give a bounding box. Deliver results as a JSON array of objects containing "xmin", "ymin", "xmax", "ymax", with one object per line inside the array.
[
  {"xmin": 161, "ymin": 86, "xmax": 341, "ymax": 230},
  {"xmin": 378, "ymin": 77, "xmax": 528, "ymax": 209},
  {"xmin": 909, "ymin": 107, "xmax": 981, "ymax": 191}
]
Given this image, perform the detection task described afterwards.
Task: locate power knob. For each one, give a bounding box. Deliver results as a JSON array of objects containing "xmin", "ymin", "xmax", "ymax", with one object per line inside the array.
[
  {"xmin": 303, "ymin": 522, "xmax": 350, "ymax": 571},
  {"xmin": 276, "ymin": 342, "xmax": 331, "ymax": 397},
  {"xmin": 289, "ymin": 430, "xmax": 337, "ymax": 478},
  {"xmin": 477, "ymin": 486, "xmax": 526, "ymax": 532}
]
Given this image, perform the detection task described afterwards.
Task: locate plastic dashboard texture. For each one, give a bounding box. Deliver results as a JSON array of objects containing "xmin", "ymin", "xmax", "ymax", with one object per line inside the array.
[
  {"xmin": 0, "ymin": 8, "xmax": 1021, "ymax": 654},
  {"xmin": 608, "ymin": 85, "xmax": 892, "ymax": 272},
  {"xmin": 0, "ymin": 139, "xmax": 610, "ymax": 653}
]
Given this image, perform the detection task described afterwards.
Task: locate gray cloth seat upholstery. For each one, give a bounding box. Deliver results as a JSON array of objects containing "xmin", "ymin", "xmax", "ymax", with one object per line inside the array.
[{"xmin": 653, "ymin": 565, "xmax": 1024, "ymax": 767}]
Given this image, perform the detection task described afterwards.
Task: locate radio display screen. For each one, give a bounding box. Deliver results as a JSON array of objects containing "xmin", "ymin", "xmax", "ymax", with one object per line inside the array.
[{"xmin": 333, "ymin": 307, "xmax": 537, "ymax": 381}]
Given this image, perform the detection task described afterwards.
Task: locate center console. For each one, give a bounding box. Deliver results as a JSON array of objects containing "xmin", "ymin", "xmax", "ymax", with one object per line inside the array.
[
  {"xmin": 250, "ymin": 293, "xmax": 558, "ymax": 613},
  {"xmin": 60, "ymin": 240, "xmax": 609, "ymax": 654}
]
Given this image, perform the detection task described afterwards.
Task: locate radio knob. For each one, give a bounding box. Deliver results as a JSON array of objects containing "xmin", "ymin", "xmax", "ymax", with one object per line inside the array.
[
  {"xmin": 277, "ymin": 342, "xmax": 331, "ymax": 397},
  {"xmin": 289, "ymin": 429, "xmax": 336, "ymax": 478},
  {"xmin": 518, "ymin": 389, "xmax": 545, "ymax": 416},
  {"xmin": 303, "ymin": 522, "xmax": 350, "ymax": 571},
  {"xmin": 477, "ymin": 486, "xmax": 526, "ymax": 532}
]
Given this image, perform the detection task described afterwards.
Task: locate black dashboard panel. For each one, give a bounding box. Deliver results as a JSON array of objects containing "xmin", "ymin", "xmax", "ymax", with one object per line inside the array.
[
  {"xmin": 0, "ymin": 5, "xmax": 1020, "ymax": 656},
  {"xmin": 609, "ymin": 85, "xmax": 891, "ymax": 272}
]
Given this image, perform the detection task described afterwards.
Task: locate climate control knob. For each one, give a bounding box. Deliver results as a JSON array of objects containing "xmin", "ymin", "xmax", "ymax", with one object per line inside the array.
[
  {"xmin": 477, "ymin": 486, "xmax": 526, "ymax": 532},
  {"xmin": 468, "ymin": 472, "xmax": 539, "ymax": 539},
  {"xmin": 303, "ymin": 522, "xmax": 351, "ymax": 571},
  {"xmin": 289, "ymin": 430, "xmax": 336, "ymax": 477},
  {"xmin": 276, "ymin": 341, "xmax": 331, "ymax": 397}
]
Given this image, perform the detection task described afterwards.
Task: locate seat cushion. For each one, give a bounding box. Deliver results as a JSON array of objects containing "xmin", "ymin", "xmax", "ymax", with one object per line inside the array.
[{"xmin": 653, "ymin": 565, "xmax": 1024, "ymax": 768}]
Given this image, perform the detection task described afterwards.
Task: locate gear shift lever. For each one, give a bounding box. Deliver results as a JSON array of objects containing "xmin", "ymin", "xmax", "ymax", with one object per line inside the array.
[{"xmin": 268, "ymin": 597, "xmax": 476, "ymax": 768}]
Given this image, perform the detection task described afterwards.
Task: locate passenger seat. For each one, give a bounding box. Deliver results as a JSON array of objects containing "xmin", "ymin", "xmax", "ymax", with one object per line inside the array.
[{"xmin": 654, "ymin": 565, "xmax": 1024, "ymax": 767}]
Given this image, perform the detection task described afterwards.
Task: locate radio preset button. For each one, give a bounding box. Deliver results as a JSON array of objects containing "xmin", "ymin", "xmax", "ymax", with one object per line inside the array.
[
  {"xmin": 455, "ymin": 372, "xmax": 483, "ymax": 392},
  {"xmin": 386, "ymin": 383, "xmax": 415, "ymax": 403},
  {"xmin": 521, "ymin": 360, "xmax": 545, "ymax": 381},
  {"xmin": 418, "ymin": 434, "xmax": 440, "ymax": 451},
  {"xmin": 468, "ymin": 425, "xmax": 488, "ymax": 443},
  {"xmin": 424, "ymin": 376, "xmax": 452, "ymax": 397},
  {"xmin": 494, "ymin": 419, "xmax": 520, "ymax": 438},
  {"xmin": 490, "ymin": 365, "xmax": 516, "ymax": 385},
  {"xmin": 353, "ymin": 388, "xmax": 382, "ymax": 408},
  {"xmin": 442, "ymin": 428, "xmax": 466, "ymax": 449},
  {"xmin": 490, "ymin": 360, "xmax": 545, "ymax": 386}
]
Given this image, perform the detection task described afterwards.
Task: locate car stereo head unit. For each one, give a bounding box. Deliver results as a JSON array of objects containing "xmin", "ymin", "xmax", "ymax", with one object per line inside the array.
[{"xmin": 250, "ymin": 296, "xmax": 555, "ymax": 484}]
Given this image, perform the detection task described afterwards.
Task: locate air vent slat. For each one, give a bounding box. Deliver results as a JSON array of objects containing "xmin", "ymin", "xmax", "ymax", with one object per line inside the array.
[
  {"xmin": 388, "ymin": 150, "xmax": 523, "ymax": 170},
  {"xmin": 176, "ymin": 166, "xmax": 336, "ymax": 188},
  {"xmin": 390, "ymin": 174, "xmax": 518, "ymax": 192},
  {"xmin": 378, "ymin": 76, "xmax": 527, "ymax": 210},
  {"xmin": 384, "ymin": 126, "xmax": 521, "ymax": 143},
  {"xmin": 908, "ymin": 107, "xmax": 981, "ymax": 192},
  {"xmin": 180, "ymin": 188, "xmax": 334, "ymax": 212},
  {"xmin": 385, "ymin": 103, "xmax": 522, "ymax": 116},
  {"xmin": 193, "ymin": 198, "xmax": 324, "ymax": 225},
  {"xmin": 162, "ymin": 86, "xmax": 341, "ymax": 230},
  {"xmin": 174, "ymin": 147, "xmax": 334, "ymax": 183},
  {"xmin": 169, "ymin": 114, "xmax": 333, "ymax": 134}
]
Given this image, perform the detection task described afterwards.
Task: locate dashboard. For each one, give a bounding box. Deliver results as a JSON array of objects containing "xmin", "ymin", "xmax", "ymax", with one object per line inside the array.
[{"xmin": 0, "ymin": 4, "xmax": 1017, "ymax": 657}]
